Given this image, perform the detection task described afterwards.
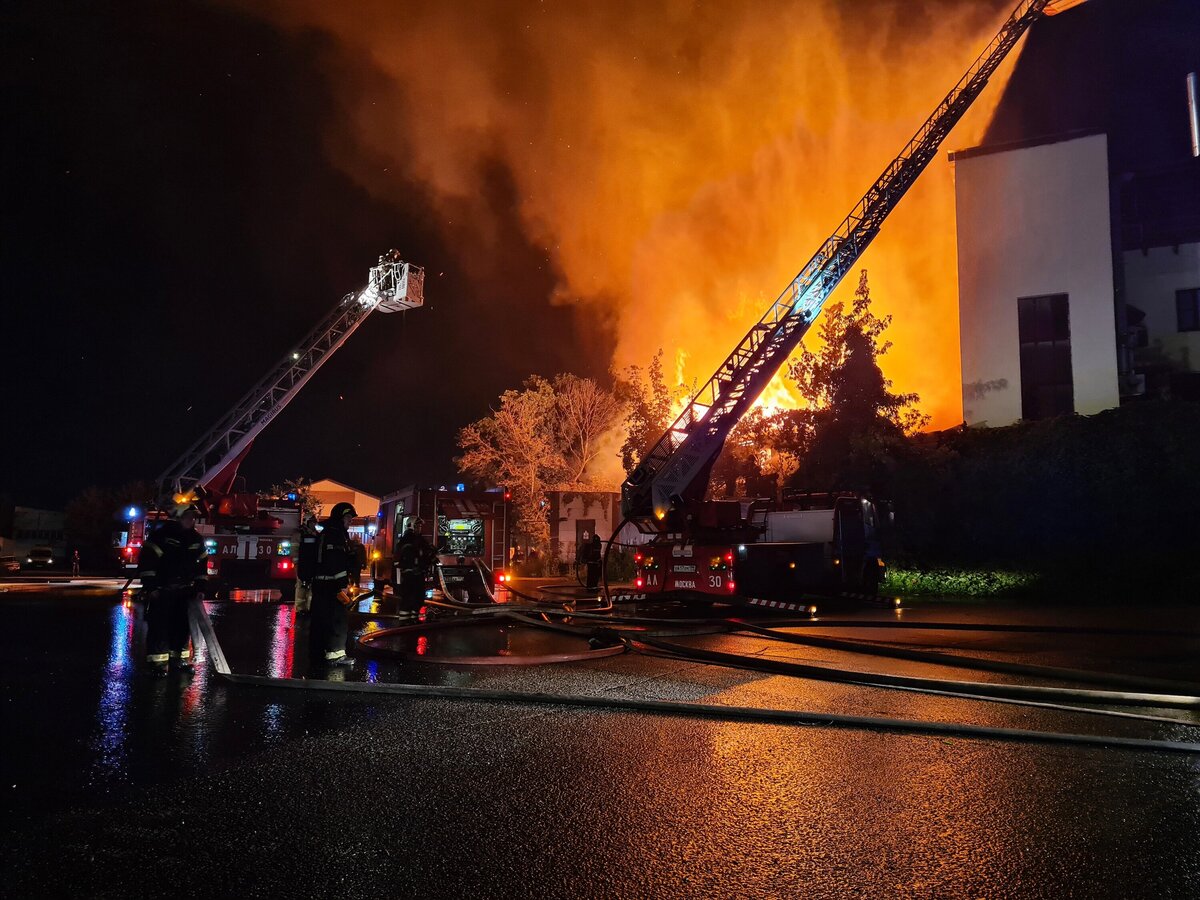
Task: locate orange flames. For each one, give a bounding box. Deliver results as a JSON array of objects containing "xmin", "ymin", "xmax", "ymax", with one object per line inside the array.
[{"xmin": 236, "ymin": 0, "xmax": 1025, "ymax": 431}]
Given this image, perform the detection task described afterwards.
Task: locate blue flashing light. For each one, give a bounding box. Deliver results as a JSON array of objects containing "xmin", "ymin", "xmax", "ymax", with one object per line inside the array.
[
  {"xmin": 456, "ymin": 483, "xmax": 466, "ymax": 492},
  {"xmin": 286, "ymin": 492, "xmax": 297, "ymax": 501},
  {"xmin": 127, "ymin": 506, "xmax": 140, "ymax": 520}
]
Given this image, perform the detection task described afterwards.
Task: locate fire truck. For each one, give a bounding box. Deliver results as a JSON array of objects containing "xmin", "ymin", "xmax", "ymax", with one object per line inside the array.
[
  {"xmin": 373, "ymin": 485, "xmax": 513, "ymax": 604},
  {"xmin": 633, "ymin": 493, "xmax": 887, "ymax": 606},
  {"xmin": 124, "ymin": 251, "xmax": 424, "ymax": 599},
  {"xmin": 626, "ymin": 0, "xmax": 1084, "ymax": 605}
]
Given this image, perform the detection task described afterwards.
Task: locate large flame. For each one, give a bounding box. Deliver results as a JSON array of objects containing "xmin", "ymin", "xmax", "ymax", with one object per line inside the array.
[{"xmin": 236, "ymin": 0, "xmax": 1023, "ymax": 431}]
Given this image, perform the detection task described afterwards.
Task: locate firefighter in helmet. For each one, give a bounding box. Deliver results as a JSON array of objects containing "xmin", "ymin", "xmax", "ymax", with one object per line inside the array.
[
  {"xmin": 584, "ymin": 532, "xmax": 603, "ymax": 592},
  {"xmin": 395, "ymin": 518, "xmax": 432, "ymax": 616},
  {"xmin": 305, "ymin": 502, "xmax": 361, "ymax": 671},
  {"xmin": 138, "ymin": 503, "xmax": 208, "ymax": 676}
]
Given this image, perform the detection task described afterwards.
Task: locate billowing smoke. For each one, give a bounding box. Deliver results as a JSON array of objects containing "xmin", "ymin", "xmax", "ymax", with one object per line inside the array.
[{"xmin": 236, "ymin": 0, "xmax": 1019, "ymax": 429}]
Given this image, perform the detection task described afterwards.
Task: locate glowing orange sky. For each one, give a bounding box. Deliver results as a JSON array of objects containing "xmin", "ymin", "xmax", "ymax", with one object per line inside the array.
[{"xmin": 239, "ymin": 0, "xmax": 1025, "ymax": 431}]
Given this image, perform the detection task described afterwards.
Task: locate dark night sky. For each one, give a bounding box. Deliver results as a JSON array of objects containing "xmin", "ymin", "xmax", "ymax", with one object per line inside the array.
[
  {"xmin": 3, "ymin": 0, "xmax": 1196, "ymax": 510},
  {"xmin": 2, "ymin": 0, "xmax": 613, "ymax": 507}
]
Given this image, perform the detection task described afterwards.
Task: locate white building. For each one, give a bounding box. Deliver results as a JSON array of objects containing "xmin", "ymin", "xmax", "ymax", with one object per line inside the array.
[
  {"xmin": 0, "ymin": 506, "xmax": 66, "ymax": 558},
  {"xmin": 952, "ymin": 0, "xmax": 1199, "ymax": 427},
  {"xmin": 954, "ymin": 132, "xmax": 1121, "ymax": 424}
]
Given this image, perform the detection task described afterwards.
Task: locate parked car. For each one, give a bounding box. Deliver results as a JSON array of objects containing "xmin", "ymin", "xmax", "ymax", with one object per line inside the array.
[
  {"xmin": 0, "ymin": 556, "xmax": 20, "ymax": 574},
  {"xmin": 26, "ymin": 546, "xmax": 55, "ymax": 569}
]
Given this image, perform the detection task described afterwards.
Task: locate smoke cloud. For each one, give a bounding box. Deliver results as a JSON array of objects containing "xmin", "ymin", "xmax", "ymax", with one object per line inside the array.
[{"xmin": 236, "ymin": 0, "xmax": 1020, "ymax": 428}]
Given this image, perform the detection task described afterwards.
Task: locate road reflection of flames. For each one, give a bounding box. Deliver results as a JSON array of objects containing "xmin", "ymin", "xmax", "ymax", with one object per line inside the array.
[{"xmin": 268, "ymin": 602, "xmax": 295, "ymax": 680}]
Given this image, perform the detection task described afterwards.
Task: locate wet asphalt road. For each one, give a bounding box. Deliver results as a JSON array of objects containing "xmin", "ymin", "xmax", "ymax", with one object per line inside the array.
[{"xmin": 2, "ymin": 583, "xmax": 1199, "ymax": 899}]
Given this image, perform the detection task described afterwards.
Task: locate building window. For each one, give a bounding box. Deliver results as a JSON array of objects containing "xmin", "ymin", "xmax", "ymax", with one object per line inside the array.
[
  {"xmin": 1177, "ymin": 288, "xmax": 1200, "ymax": 333},
  {"xmin": 1018, "ymin": 293, "xmax": 1074, "ymax": 420}
]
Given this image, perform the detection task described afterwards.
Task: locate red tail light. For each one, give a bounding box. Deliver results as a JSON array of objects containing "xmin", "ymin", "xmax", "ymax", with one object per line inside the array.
[
  {"xmin": 634, "ymin": 553, "xmax": 643, "ymax": 564},
  {"xmin": 635, "ymin": 577, "xmax": 644, "ymax": 589},
  {"xmin": 497, "ymin": 572, "xmax": 508, "ymax": 583},
  {"xmin": 726, "ymin": 580, "xmax": 736, "ymax": 592}
]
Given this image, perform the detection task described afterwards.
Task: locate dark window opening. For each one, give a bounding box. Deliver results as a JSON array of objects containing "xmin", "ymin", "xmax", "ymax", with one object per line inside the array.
[
  {"xmin": 1018, "ymin": 293, "xmax": 1073, "ymax": 420},
  {"xmin": 1177, "ymin": 288, "xmax": 1200, "ymax": 333}
]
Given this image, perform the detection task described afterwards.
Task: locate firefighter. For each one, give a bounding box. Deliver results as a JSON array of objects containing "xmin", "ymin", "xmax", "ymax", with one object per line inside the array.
[
  {"xmin": 395, "ymin": 519, "xmax": 431, "ymax": 615},
  {"xmin": 307, "ymin": 502, "xmax": 361, "ymax": 671},
  {"xmin": 294, "ymin": 515, "xmax": 320, "ymax": 615},
  {"xmin": 138, "ymin": 504, "xmax": 207, "ymax": 677},
  {"xmin": 584, "ymin": 532, "xmax": 603, "ymax": 592}
]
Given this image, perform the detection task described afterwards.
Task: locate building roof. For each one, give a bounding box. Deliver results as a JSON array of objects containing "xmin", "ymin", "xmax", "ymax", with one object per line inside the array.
[
  {"xmin": 950, "ymin": 0, "xmax": 1200, "ymax": 249},
  {"xmin": 966, "ymin": 0, "xmax": 1197, "ymax": 171},
  {"xmin": 311, "ymin": 477, "xmax": 378, "ymax": 498},
  {"xmin": 948, "ymin": 128, "xmax": 1106, "ymax": 163}
]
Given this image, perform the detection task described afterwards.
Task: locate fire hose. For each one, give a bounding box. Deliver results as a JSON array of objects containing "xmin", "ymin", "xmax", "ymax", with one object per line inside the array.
[
  {"xmin": 189, "ymin": 598, "xmax": 1200, "ymax": 755},
  {"xmin": 728, "ymin": 619, "xmax": 1200, "ymax": 694},
  {"xmin": 182, "ymin": 543, "xmax": 1200, "ymax": 754}
]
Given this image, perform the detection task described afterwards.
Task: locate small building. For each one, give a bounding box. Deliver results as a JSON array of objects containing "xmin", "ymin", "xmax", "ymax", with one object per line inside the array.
[
  {"xmin": 546, "ymin": 490, "xmax": 622, "ymax": 565},
  {"xmin": 0, "ymin": 506, "xmax": 66, "ymax": 558},
  {"xmin": 308, "ymin": 478, "xmax": 380, "ymax": 520},
  {"xmin": 951, "ymin": 0, "xmax": 1199, "ymax": 427},
  {"xmin": 303, "ymin": 478, "xmax": 382, "ymax": 552}
]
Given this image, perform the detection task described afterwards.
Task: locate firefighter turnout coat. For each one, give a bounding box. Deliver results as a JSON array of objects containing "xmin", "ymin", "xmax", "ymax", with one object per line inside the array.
[
  {"xmin": 138, "ymin": 520, "xmax": 208, "ymax": 593},
  {"xmin": 301, "ymin": 524, "xmax": 361, "ymax": 592}
]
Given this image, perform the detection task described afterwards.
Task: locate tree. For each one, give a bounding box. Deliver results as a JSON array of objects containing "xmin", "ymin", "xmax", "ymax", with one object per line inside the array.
[
  {"xmin": 552, "ymin": 374, "xmax": 623, "ymax": 486},
  {"xmin": 614, "ymin": 350, "xmax": 674, "ymax": 475},
  {"xmin": 457, "ymin": 377, "xmax": 563, "ymax": 547},
  {"xmin": 458, "ymin": 374, "xmax": 623, "ymax": 549},
  {"xmin": 747, "ymin": 409, "xmax": 808, "ymax": 504},
  {"xmin": 791, "ymin": 269, "xmax": 927, "ymax": 431},
  {"xmin": 263, "ymin": 477, "xmax": 321, "ymax": 519},
  {"xmin": 711, "ymin": 407, "xmax": 812, "ymax": 501},
  {"xmin": 787, "ymin": 269, "xmax": 929, "ymax": 489}
]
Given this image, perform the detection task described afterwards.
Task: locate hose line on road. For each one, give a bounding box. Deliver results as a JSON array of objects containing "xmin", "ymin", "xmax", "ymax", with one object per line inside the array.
[
  {"xmin": 628, "ymin": 634, "xmax": 1200, "ymax": 710},
  {"xmin": 352, "ymin": 603, "xmax": 1200, "ymax": 724},
  {"xmin": 353, "ymin": 601, "xmax": 1200, "ymax": 720},
  {"xmin": 730, "ymin": 620, "xmax": 1200, "ymax": 695},
  {"xmin": 625, "ymin": 637, "xmax": 1196, "ymax": 727},
  {"xmin": 735, "ymin": 617, "xmax": 1200, "ymax": 639},
  {"xmin": 216, "ymin": 669, "xmax": 1200, "ymax": 754},
  {"xmin": 188, "ymin": 599, "xmax": 1200, "ymax": 755}
]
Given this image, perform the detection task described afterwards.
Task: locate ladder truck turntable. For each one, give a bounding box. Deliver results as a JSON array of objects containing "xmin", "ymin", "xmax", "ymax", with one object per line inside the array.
[
  {"xmin": 123, "ymin": 252, "xmax": 424, "ymax": 599},
  {"xmin": 625, "ymin": 0, "xmax": 1084, "ymax": 607}
]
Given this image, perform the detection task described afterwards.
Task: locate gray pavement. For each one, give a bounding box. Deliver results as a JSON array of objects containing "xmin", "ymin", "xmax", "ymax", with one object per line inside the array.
[{"xmin": 2, "ymin": 583, "xmax": 1199, "ymax": 898}]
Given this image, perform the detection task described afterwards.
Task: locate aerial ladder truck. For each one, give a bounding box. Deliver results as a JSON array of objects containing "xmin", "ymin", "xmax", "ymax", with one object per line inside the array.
[
  {"xmin": 122, "ymin": 252, "xmax": 424, "ymax": 599},
  {"xmin": 624, "ymin": 0, "xmax": 1086, "ymax": 608}
]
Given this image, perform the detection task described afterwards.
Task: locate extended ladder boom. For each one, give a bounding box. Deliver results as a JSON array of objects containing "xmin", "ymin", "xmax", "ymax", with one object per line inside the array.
[
  {"xmin": 157, "ymin": 253, "xmax": 424, "ymax": 497},
  {"xmin": 622, "ymin": 0, "xmax": 1056, "ymax": 525}
]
